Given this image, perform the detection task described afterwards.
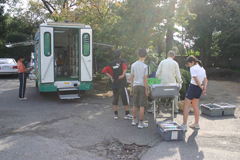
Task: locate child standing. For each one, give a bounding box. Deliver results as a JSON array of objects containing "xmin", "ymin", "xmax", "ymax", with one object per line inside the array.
[
  {"xmin": 102, "ymin": 49, "xmax": 133, "ymax": 120},
  {"xmin": 181, "ymin": 55, "xmax": 208, "ymax": 131},
  {"xmin": 130, "ymin": 49, "xmax": 149, "ymax": 129}
]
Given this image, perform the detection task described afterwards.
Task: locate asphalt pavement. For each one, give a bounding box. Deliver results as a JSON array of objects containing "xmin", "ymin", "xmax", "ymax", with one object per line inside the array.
[{"xmin": 0, "ymin": 76, "xmax": 239, "ymax": 160}]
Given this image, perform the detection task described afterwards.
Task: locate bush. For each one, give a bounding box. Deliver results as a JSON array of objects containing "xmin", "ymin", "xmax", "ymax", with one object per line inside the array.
[
  {"xmin": 93, "ymin": 72, "xmax": 104, "ymax": 82},
  {"xmin": 179, "ymin": 69, "xmax": 191, "ymax": 100}
]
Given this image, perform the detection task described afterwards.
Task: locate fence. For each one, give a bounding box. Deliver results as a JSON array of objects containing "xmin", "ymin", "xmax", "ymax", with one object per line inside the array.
[{"xmin": 174, "ymin": 56, "xmax": 240, "ymax": 70}]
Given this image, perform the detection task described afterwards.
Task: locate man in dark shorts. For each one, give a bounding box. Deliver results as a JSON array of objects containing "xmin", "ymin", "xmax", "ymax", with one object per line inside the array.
[{"xmin": 102, "ymin": 49, "xmax": 133, "ymax": 120}]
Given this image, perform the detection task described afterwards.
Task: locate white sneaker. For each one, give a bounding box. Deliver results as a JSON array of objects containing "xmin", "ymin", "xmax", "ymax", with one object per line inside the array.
[
  {"xmin": 189, "ymin": 123, "xmax": 200, "ymax": 129},
  {"xmin": 138, "ymin": 122, "xmax": 148, "ymax": 129},
  {"xmin": 124, "ymin": 114, "xmax": 133, "ymax": 120},
  {"xmin": 132, "ymin": 119, "xmax": 138, "ymax": 126},
  {"xmin": 181, "ymin": 123, "xmax": 187, "ymax": 131},
  {"xmin": 114, "ymin": 115, "xmax": 119, "ymax": 119},
  {"xmin": 147, "ymin": 106, "xmax": 154, "ymax": 113},
  {"xmin": 19, "ymin": 97, "xmax": 27, "ymax": 100}
]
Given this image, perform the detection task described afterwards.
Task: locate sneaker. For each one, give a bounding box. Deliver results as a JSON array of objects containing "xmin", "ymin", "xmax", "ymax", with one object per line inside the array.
[
  {"xmin": 19, "ymin": 97, "xmax": 27, "ymax": 100},
  {"xmin": 132, "ymin": 119, "xmax": 138, "ymax": 126},
  {"xmin": 147, "ymin": 106, "xmax": 154, "ymax": 113},
  {"xmin": 124, "ymin": 114, "xmax": 133, "ymax": 120},
  {"xmin": 114, "ymin": 115, "xmax": 119, "ymax": 119},
  {"xmin": 189, "ymin": 123, "xmax": 200, "ymax": 129},
  {"xmin": 138, "ymin": 122, "xmax": 148, "ymax": 129},
  {"xmin": 181, "ymin": 123, "xmax": 187, "ymax": 131}
]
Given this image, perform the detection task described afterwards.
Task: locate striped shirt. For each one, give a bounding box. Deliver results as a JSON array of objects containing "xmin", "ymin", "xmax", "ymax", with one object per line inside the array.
[{"xmin": 17, "ymin": 61, "xmax": 25, "ymax": 73}]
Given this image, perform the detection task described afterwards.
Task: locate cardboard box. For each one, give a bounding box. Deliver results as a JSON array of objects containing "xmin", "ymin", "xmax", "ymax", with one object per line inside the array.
[{"xmin": 178, "ymin": 101, "xmax": 194, "ymax": 112}]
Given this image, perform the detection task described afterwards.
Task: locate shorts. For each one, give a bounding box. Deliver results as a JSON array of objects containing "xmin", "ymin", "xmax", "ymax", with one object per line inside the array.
[
  {"xmin": 133, "ymin": 85, "xmax": 147, "ymax": 107},
  {"xmin": 185, "ymin": 84, "xmax": 202, "ymax": 100},
  {"xmin": 112, "ymin": 87, "xmax": 130, "ymax": 105}
]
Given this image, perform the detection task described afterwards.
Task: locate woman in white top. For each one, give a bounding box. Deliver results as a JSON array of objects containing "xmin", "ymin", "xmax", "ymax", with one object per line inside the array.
[{"xmin": 181, "ymin": 55, "xmax": 208, "ymax": 131}]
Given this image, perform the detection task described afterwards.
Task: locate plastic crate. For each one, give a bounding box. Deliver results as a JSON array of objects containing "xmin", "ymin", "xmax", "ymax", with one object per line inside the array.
[
  {"xmin": 201, "ymin": 104, "xmax": 223, "ymax": 117},
  {"xmin": 150, "ymin": 84, "xmax": 180, "ymax": 98},
  {"xmin": 157, "ymin": 121, "xmax": 184, "ymax": 141},
  {"xmin": 147, "ymin": 78, "xmax": 161, "ymax": 85},
  {"xmin": 214, "ymin": 103, "xmax": 236, "ymax": 116}
]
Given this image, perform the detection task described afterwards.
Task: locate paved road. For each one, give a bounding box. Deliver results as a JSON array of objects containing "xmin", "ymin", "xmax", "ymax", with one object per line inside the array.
[{"xmin": 0, "ymin": 76, "xmax": 239, "ymax": 160}]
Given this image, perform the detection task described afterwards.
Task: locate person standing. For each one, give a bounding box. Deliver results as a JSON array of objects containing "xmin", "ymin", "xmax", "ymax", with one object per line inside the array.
[
  {"xmin": 181, "ymin": 55, "xmax": 208, "ymax": 131},
  {"xmin": 130, "ymin": 48, "xmax": 149, "ymax": 129},
  {"xmin": 102, "ymin": 49, "xmax": 133, "ymax": 120},
  {"xmin": 145, "ymin": 57, "xmax": 157, "ymax": 113},
  {"xmin": 17, "ymin": 54, "xmax": 32, "ymax": 100},
  {"xmin": 145, "ymin": 57, "xmax": 157, "ymax": 78},
  {"xmin": 155, "ymin": 51, "xmax": 182, "ymax": 113}
]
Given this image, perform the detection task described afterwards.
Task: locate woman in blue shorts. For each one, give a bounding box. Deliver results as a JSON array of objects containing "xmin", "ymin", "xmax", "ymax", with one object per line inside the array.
[{"xmin": 181, "ymin": 55, "xmax": 208, "ymax": 131}]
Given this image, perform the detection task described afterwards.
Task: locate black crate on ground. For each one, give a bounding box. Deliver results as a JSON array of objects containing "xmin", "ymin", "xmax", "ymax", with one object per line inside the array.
[
  {"xmin": 157, "ymin": 121, "xmax": 184, "ymax": 141},
  {"xmin": 200, "ymin": 104, "xmax": 223, "ymax": 117},
  {"xmin": 214, "ymin": 103, "xmax": 236, "ymax": 116}
]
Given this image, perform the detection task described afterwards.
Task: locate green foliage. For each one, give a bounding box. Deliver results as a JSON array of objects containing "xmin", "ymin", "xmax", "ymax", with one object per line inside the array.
[
  {"xmin": 212, "ymin": 0, "xmax": 240, "ymax": 57},
  {"xmin": 179, "ymin": 69, "xmax": 191, "ymax": 100},
  {"xmin": 5, "ymin": 32, "xmax": 28, "ymax": 43},
  {"xmin": 2, "ymin": 0, "xmax": 240, "ymax": 69},
  {"xmin": 93, "ymin": 72, "xmax": 104, "ymax": 82},
  {"xmin": 186, "ymin": 50, "xmax": 200, "ymax": 56},
  {"xmin": 4, "ymin": 33, "xmax": 33, "ymax": 59}
]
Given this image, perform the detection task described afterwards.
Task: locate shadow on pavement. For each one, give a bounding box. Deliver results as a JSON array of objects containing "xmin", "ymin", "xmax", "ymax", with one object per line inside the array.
[{"xmin": 179, "ymin": 130, "xmax": 205, "ymax": 160}]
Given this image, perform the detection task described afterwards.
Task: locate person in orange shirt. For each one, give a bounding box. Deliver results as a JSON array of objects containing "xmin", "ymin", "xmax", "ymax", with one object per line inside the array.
[{"xmin": 17, "ymin": 54, "xmax": 32, "ymax": 100}]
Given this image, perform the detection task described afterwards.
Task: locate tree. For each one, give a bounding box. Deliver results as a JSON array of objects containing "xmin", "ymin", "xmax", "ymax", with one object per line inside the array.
[
  {"xmin": 0, "ymin": 0, "xmax": 7, "ymax": 57},
  {"xmin": 185, "ymin": 0, "xmax": 217, "ymax": 66},
  {"xmin": 212, "ymin": 0, "xmax": 240, "ymax": 57}
]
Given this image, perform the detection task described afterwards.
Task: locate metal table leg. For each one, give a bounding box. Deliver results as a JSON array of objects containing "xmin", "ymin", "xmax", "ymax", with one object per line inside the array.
[
  {"xmin": 172, "ymin": 99, "xmax": 174, "ymax": 121},
  {"xmin": 154, "ymin": 100, "xmax": 156, "ymax": 124}
]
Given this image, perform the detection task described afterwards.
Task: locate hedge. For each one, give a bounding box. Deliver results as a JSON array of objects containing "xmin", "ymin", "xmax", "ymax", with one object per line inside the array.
[{"xmin": 179, "ymin": 69, "xmax": 191, "ymax": 100}]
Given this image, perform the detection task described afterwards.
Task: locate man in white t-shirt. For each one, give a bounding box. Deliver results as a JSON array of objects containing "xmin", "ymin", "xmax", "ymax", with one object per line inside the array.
[{"xmin": 155, "ymin": 51, "xmax": 182, "ymax": 113}]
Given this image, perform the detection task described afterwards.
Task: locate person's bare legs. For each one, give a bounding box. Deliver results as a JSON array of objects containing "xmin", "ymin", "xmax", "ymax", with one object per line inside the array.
[
  {"xmin": 133, "ymin": 106, "xmax": 138, "ymax": 119},
  {"xmin": 183, "ymin": 98, "xmax": 192, "ymax": 125},
  {"xmin": 192, "ymin": 98, "xmax": 200, "ymax": 124},
  {"xmin": 124, "ymin": 105, "xmax": 129, "ymax": 112},
  {"xmin": 113, "ymin": 105, "xmax": 118, "ymax": 113},
  {"xmin": 139, "ymin": 107, "xmax": 144, "ymax": 120}
]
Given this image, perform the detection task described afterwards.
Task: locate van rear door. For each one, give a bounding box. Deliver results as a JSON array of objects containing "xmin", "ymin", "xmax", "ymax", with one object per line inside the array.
[
  {"xmin": 80, "ymin": 29, "xmax": 92, "ymax": 82},
  {"xmin": 40, "ymin": 27, "xmax": 54, "ymax": 83}
]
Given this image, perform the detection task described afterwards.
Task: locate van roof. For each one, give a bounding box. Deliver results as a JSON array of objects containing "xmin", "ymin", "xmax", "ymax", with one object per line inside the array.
[{"xmin": 40, "ymin": 22, "xmax": 91, "ymax": 28}]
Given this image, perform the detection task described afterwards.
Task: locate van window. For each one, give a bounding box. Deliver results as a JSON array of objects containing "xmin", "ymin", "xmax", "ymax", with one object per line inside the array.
[
  {"xmin": 44, "ymin": 32, "xmax": 51, "ymax": 56},
  {"xmin": 82, "ymin": 33, "xmax": 90, "ymax": 56}
]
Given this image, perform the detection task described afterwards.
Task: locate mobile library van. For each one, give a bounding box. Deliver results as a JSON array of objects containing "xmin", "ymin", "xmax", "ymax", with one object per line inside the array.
[{"xmin": 32, "ymin": 22, "xmax": 93, "ymax": 99}]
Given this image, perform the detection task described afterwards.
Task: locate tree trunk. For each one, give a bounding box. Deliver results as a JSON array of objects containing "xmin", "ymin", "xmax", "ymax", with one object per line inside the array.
[
  {"xmin": 200, "ymin": 47, "xmax": 205, "ymax": 66},
  {"xmin": 165, "ymin": 0, "xmax": 176, "ymax": 58}
]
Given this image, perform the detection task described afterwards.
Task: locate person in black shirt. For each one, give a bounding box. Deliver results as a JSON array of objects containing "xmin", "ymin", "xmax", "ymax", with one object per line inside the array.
[{"xmin": 102, "ymin": 49, "xmax": 133, "ymax": 120}]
